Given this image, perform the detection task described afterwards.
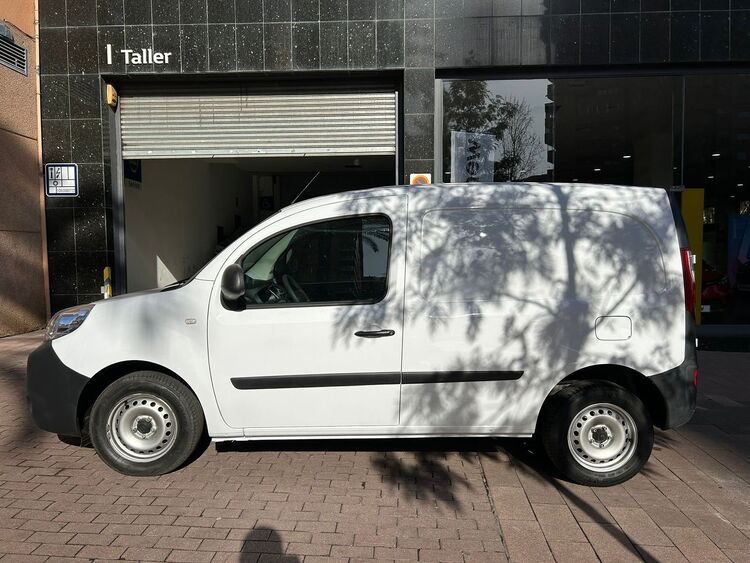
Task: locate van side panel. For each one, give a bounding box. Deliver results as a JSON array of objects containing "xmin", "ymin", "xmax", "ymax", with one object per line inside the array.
[{"xmin": 400, "ymin": 184, "xmax": 685, "ymax": 434}]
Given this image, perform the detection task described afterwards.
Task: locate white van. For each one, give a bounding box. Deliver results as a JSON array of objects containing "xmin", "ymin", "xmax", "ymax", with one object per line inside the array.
[{"xmin": 27, "ymin": 183, "xmax": 697, "ymax": 486}]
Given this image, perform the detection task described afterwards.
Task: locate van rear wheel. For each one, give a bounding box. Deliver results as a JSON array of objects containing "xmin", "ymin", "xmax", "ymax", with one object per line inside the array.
[
  {"xmin": 89, "ymin": 371, "xmax": 204, "ymax": 476},
  {"xmin": 539, "ymin": 381, "xmax": 653, "ymax": 486}
]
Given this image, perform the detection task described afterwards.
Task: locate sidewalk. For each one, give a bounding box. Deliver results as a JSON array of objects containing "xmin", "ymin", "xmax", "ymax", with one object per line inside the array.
[{"xmin": 1, "ymin": 332, "xmax": 749, "ymax": 562}]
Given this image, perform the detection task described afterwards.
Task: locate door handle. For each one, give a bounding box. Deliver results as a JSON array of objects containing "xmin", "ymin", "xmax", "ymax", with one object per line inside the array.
[{"xmin": 354, "ymin": 329, "xmax": 395, "ymax": 338}]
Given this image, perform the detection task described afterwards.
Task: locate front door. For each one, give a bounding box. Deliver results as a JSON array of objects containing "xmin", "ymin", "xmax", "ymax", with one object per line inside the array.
[{"xmin": 207, "ymin": 195, "xmax": 406, "ymax": 432}]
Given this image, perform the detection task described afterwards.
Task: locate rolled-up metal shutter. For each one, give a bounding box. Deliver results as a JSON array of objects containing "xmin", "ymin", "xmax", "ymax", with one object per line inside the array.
[{"xmin": 119, "ymin": 91, "xmax": 397, "ymax": 159}]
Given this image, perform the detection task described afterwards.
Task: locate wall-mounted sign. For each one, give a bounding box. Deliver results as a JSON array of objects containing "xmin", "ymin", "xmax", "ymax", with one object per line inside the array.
[
  {"xmin": 410, "ymin": 173, "xmax": 432, "ymax": 185},
  {"xmin": 45, "ymin": 163, "xmax": 78, "ymax": 197},
  {"xmin": 450, "ymin": 131, "xmax": 495, "ymax": 183},
  {"xmin": 105, "ymin": 44, "xmax": 172, "ymax": 65}
]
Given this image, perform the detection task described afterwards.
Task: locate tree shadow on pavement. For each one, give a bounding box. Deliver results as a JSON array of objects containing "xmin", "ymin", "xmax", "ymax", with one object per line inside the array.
[
  {"xmin": 500, "ymin": 436, "xmax": 699, "ymax": 562},
  {"xmin": 217, "ymin": 437, "xmax": 499, "ymax": 511}
]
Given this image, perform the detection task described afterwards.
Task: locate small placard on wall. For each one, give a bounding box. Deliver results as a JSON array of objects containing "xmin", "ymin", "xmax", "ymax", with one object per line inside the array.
[
  {"xmin": 45, "ymin": 163, "xmax": 78, "ymax": 197},
  {"xmin": 409, "ymin": 173, "xmax": 432, "ymax": 185}
]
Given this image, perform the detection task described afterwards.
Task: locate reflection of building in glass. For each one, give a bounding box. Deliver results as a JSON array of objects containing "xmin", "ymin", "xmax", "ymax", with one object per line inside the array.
[
  {"xmin": 546, "ymin": 78, "xmax": 677, "ymax": 186},
  {"xmin": 442, "ymin": 75, "xmax": 750, "ymax": 325}
]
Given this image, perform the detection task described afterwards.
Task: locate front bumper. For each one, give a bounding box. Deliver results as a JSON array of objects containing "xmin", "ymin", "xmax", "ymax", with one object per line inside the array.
[{"xmin": 26, "ymin": 340, "xmax": 89, "ymax": 437}]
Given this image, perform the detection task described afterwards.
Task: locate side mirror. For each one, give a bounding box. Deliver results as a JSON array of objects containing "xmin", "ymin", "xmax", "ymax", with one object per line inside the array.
[{"xmin": 221, "ymin": 264, "xmax": 245, "ymax": 303}]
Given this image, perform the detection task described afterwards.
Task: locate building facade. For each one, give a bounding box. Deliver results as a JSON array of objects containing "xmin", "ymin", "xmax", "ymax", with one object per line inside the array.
[
  {"xmin": 37, "ymin": 0, "xmax": 750, "ymax": 329},
  {"xmin": 1, "ymin": 0, "xmax": 47, "ymax": 337}
]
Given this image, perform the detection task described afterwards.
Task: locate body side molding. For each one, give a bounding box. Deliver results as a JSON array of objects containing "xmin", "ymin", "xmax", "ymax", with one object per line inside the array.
[{"xmin": 230, "ymin": 371, "xmax": 524, "ymax": 390}]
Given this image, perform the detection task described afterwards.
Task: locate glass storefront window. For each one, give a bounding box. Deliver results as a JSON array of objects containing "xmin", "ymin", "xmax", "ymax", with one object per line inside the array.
[
  {"xmin": 442, "ymin": 77, "xmax": 681, "ymax": 186},
  {"xmin": 442, "ymin": 79, "xmax": 553, "ymax": 182},
  {"xmin": 684, "ymin": 76, "xmax": 750, "ymax": 324},
  {"xmin": 440, "ymin": 74, "xmax": 750, "ymax": 325}
]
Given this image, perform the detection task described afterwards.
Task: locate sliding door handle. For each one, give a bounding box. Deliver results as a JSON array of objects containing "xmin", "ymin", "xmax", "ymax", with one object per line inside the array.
[{"xmin": 355, "ymin": 329, "xmax": 395, "ymax": 338}]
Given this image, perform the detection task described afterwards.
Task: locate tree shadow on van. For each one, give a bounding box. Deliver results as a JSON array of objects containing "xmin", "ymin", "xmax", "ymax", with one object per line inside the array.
[{"xmin": 329, "ymin": 183, "xmax": 684, "ymax": 438}]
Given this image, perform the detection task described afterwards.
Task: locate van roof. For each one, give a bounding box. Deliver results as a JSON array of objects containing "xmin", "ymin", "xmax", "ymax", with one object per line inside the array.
[{"xmin": 281, "ymin": 182, "xmax": 669, "ymax": 216}]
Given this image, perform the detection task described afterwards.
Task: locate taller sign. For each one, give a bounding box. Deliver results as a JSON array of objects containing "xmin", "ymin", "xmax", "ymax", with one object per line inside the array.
[{"xmin": 105, "ymin": 44, "xmax": 172, "ymax": 65}]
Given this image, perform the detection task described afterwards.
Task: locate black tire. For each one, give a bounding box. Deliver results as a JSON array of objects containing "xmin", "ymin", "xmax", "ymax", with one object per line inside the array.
[
  {"xmin": 89, "ymin": 371, "xmax": 204, "ymax": 476},
  {"xmin": 539, "ymin": 380, "xmax": 653, "ymax": 486}
]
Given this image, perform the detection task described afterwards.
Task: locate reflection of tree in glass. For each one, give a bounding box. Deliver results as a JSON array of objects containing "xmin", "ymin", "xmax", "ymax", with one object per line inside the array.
[
  {"xmin": 361, "ymin": 221, "xmax": 390, "ymax": 253},
  {"xmin": 444, "ymin": 80, "xmax": 544, "ymax": 181},
  {"xmin": 495, "ymin": 97, "xmax": 544, "ymax": 181}
]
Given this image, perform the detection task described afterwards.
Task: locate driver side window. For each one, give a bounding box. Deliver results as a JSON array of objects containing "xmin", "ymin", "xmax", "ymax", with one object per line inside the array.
[{"xmin": 240, "ymin": 215, "xmax": 391, "ymax": 307}]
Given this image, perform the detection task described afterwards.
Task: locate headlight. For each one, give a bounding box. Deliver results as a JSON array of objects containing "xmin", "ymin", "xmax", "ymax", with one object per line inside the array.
[{"xmin": 45, "ymin": 304, "xmax": 95, "ymax": 341}]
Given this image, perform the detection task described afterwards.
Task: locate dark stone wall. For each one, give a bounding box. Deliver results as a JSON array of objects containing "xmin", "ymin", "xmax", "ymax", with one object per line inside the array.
[{"xmin": 38, "ymin": 0, "xmax": 749, "ymax": 308}]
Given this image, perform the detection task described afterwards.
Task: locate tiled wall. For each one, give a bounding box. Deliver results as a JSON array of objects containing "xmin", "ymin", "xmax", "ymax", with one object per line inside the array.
[{"xmin": 38, "ymin": 0, "xmax": 750, "ymax": 308}]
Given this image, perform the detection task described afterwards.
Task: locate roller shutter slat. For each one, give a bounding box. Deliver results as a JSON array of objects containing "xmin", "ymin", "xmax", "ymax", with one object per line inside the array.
[{"xmin": 120, "ymin": 91, "xmax": 397, "ymax": 159}]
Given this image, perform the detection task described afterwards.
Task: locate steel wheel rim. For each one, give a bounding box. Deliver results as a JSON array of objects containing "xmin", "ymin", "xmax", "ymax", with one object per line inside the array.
[
  {"xmin": 567, "ymin": 402, "xmax": 637, "ymax": 473},
  {"xmin": 106, "ymin": 393, "xmax": 177, "ymax": 463}
]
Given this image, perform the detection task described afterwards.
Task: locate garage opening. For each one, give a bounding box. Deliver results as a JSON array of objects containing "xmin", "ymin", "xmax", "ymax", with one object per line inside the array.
[{"xmin": 116, "ymin": 85, "xmax": 398, "ymax": 292}]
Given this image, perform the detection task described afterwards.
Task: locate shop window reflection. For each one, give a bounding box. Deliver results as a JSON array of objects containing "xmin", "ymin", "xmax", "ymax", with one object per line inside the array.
[
  {"xmin": 441, "ymin": 74, "xmax": 750, "ymax": 324},
  {"xmin": 684, "ymin": 75, "xmax": 750, "ymax": 324}
]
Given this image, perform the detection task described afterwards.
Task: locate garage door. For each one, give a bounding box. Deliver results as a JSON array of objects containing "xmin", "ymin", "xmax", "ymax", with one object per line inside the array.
[{"xmin": 119, "ymin": 90, "xmax": 398, "ymax": 159}]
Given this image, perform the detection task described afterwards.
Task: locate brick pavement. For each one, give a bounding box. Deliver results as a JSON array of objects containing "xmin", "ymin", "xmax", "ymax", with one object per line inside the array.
[{"xmin": 1, "ymin": 331, "xmax": 750, "ymax": 562}]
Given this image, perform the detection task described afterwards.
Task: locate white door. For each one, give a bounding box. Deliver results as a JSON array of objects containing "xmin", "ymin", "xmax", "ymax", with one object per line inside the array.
[{"xmin": 207, "ymin": 195, "xmax": 406, "ymax": 432}]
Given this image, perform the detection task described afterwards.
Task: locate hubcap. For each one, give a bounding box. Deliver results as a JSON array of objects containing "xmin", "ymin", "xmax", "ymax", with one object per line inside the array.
[
  {"xmin": 106, "ymin": 393, "xmax": 177, "ymax": 463},
  {"xmin": 567, "ymin": 402, "xmax": 637, "ymax": 472}
]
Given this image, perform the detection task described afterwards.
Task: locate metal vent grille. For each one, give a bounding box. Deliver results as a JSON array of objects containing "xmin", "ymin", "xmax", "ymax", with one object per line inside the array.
[
  {"xmin": 120, "ymin": 91, "xmax": 397, "ymax": 159},
  {"xmin": 0, "ymin": 35, "xmax": 27, "ymax": 75}
]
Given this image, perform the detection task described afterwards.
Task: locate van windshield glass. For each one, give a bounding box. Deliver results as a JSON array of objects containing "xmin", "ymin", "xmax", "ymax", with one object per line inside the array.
[{"xmin": 239, "ymin": 216, "xmax": 390, "ymax": 307}]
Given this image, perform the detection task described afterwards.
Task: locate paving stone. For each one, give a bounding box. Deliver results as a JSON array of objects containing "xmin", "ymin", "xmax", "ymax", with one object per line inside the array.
[
  {"xmin": 635, "ymin": 545, "xmax": 689, "ymax": 562},
  {"xmin": 684, "ymin": 510, "xmax": 750, "ymax": 550},
  {"xmin": 580, "ymin": 521, "xmax": 643, "ymax": 562},
  {"xmin": 639, "ymin": 502, "xmax": 696, "ymax": 528},
  {"xmin": 662, "ymin": 526, "xmax": 732, "ymax": 562},
  {"xmin": 533, "ymin": 503, "xmax": 587, "ymax": 542},
  {"xmin": 489, "ymin": 486, "xmax": 535, "ymax": 521},
  {"xmin": 500, "ymin": 520, "xmax": 554, "ymax": 562},
  {"xmin": 608, "ymin": 506, "xmax": 673, "ymax": 546},
  {"xmin": 76, "ymin": 544, "xmax": 127, "ymax": 559},
  {"xmin": 548, "ymin": 539, "xmax": 599, "ymax": 562},
  {"xmin": 722, "ymin": 548, "xmax": 750, "ymax": 562}
]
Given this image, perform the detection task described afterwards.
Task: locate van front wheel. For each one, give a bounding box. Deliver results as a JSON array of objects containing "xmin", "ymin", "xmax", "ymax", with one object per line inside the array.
[
  {"xmin": 89, "ymin": 371, "xmax": 204, "ymax": 476},
  {"xmin": 540, "ymin": 381, "xmax": 653, "ymax": 486}
]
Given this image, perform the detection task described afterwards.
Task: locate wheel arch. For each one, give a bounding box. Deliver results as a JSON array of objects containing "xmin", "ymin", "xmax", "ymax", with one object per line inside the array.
[
  {"xmin": 541, "ymin": 364, "xmax": 669, "ymax": 431},
  {"xmin": 76, "ymin": 361, "xmax": 201, "ymax": 438}
]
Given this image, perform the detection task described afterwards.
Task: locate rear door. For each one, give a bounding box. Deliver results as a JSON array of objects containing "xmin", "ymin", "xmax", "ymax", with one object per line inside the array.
[{"xmin": 207, "ymin": 195, "xmax": 407, "ymax": 432}]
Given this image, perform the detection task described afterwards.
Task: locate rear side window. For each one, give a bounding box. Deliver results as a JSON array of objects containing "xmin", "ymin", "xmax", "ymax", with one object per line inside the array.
[
  {"xmin": 419, "ymin": 207, "xmax": 665, "ymax": 304},
  {"xmin": 241, "ymin": 215, "xmax": 391, "ymax": 306}
]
